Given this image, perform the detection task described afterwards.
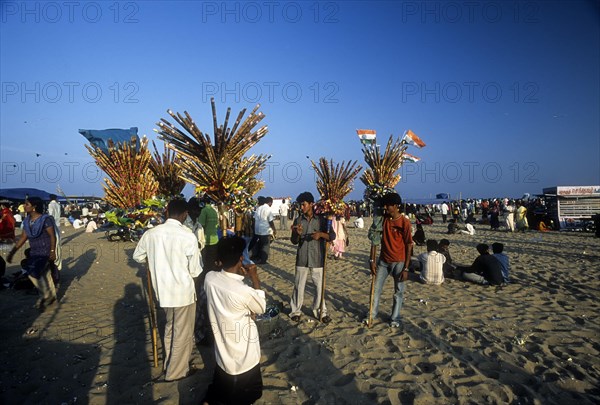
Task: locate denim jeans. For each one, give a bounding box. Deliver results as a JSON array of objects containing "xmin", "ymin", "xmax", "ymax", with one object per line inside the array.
[{"xmin": 370, "ymin": 260, "xmax": 406, "ymax": 323}]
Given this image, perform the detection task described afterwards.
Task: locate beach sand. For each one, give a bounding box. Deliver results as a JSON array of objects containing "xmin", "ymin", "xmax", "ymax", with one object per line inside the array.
[{"xmin": 1, "ymin": 218, "xmax": 599, "ymax": 404}]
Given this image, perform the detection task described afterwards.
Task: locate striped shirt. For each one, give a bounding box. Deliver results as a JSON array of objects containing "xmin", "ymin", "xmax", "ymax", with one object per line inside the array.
[{"xmin": 418, "ymin": 251, "xmax": 446, "ymax": 285}]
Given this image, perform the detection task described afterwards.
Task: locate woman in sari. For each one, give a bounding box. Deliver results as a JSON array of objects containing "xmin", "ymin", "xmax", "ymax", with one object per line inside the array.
[
  {"xmin": 515, "ymin": 200, "xmax": 529, "ymax": 232},
  {"xmin": 7, "ymin": 197, "xmax": 60, "ymax": 311},
  {"xmin": 0, "ymin": 202, "xmax": 16, "ymax": 242}
]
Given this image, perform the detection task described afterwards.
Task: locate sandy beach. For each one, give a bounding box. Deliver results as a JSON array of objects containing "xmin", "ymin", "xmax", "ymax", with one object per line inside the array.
[{"xmin": 1, "ymin": 218, "xmax": 599, "ymax": 404}]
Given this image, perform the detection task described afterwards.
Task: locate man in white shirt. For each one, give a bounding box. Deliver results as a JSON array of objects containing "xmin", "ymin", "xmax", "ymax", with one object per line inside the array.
[
  {"xmin": 252, "ymin": 197, "xmax": 276, "ymax": 264},
  {"xmin": 460, "ymin": 223, "xmax": 476, "ymax": 235},
  {"xmin": 48, "ymin": 194, "xmax": 61, "ymax": 229},
  {"xmin": 133, "ymin": 199, "xmax": 203, "ymax": 382},
  {"xmin": 203, "ymin": 236, "xmax": 266, "ymax": 404},
  {"xmin": 85, "ymin": 219, "xmax": 98, "ymax": 233},
  {"xmin": 278, "ymin": 199, "xmax": 289, "ymax": 231},
  {"xmin": 418, "ymin": 240, "xmax": 446, "ymax": 285},
  {"xmin": 441, "ymin": 201, "xmax": 449, "ymax": 223}
]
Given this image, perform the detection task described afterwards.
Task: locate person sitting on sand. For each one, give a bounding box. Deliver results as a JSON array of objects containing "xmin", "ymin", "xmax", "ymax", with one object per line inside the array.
[
  {"xmin": 413, "ymin": 223, "xmax": 426, "ymax": 246},
  {"xmin": 418, "ymin": 239, "xmax": 445, "ymax": 285},
  {"xmin": 354, "ymin": 213, "xmax": 364, "ymax": 229},
  {"xmin": 203, "ymin": 236, "xmax": 266, "ymax": 405},
  {"xmin": 447, "ymin": 219, "xmax": 460, "ymax": 234},
  {"xmin": 538, "ymin": 220, "xmax": 551, "ymax": 232},
  {"xmin": 85, "ymin": 219, "xmax": 98, "ymax": 233},
  {"xmin": 465, "ymin": 212, "xmax": 477, "ymax": 224},
  {"xmin": 492, "ymin": 242, "xmax": 510, "ymax": 284},
  {"xmin": 458, "ymin": 243, "xmax": 504, "ymax": 286},
  {"xmin": 459, "ymin": 223, "xmax": 475, "ymax": 235},
  {"xmin": 437, "ymin": 239, "xmax": 457, "ymax": 278}
]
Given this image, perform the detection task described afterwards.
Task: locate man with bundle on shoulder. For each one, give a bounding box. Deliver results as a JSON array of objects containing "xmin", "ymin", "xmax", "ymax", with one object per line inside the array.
[{"xmin": 289, "ymin": 191, "xmax": 335, "ymax": 324}]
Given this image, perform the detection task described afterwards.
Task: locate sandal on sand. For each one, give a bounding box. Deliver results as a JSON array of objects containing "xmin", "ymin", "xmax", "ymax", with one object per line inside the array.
[{"xmin": 321, "ymin": 315, "xmax": 332, "ymax": 324}]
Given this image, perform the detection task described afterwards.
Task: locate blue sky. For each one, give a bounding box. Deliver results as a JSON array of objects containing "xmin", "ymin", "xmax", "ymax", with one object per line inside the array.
[{"xmin": 1, "ymin": 0, "xmax": 599, "ymax": 201}]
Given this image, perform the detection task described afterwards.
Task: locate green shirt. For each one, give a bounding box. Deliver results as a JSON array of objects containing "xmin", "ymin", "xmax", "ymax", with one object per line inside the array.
[{"xmin": 199, "ymin": 204, "xmax": 219, "ymax": 246}]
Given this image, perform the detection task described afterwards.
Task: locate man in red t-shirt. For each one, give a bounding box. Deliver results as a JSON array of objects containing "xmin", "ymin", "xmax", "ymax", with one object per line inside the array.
[{"xmin": 366, "ymin": 192, "xmax": 413, "ymax": 327}]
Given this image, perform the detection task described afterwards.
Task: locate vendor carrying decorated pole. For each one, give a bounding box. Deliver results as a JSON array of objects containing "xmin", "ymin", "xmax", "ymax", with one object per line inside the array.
[
  {"xmin": 358, "ymin": 128, "xmax": 426, "ymax": 328},
  {"xmin": 296, "ymin": 158, "xmax": 362, "ymax": 323}
]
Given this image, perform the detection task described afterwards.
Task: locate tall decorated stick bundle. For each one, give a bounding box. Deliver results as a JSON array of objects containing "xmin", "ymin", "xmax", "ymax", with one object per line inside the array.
[
  {"xmin": 311, "ymin": 158, "xmax": 362, "ymax": 322},
  {"xmin": 358, "ymin": 129, "xmax": 425, "ymax": 327}
]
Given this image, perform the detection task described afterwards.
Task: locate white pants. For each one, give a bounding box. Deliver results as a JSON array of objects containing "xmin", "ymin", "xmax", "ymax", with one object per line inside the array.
[{"xmin": 290, "ymin": 266, "xmax": 327, "ymax": 318}]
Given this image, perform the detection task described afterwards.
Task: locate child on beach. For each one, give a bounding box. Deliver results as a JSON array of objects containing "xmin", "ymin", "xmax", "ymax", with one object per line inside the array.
[{"xmin": 492, "ymin": 242, "xmax": 510, "ymax": 284}]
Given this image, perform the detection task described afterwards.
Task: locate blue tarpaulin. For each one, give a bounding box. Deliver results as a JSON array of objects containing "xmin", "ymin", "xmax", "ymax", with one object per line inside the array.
[
  {"xmin": 435, "ymin": 193, "xmax": 450, "ymax": 200},
  {"xmin": 79, "ymin": 127, "xmax": 139, "ymax": 154},
  {"xmin": 0, "ymin": 188, "xmax": 55, "ymax": 201}
]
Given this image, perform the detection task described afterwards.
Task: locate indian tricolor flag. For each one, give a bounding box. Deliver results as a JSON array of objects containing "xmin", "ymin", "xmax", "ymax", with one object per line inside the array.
[
  {"xmin": 402, "ymin": 129, "xmax": 426, "ymax": 148},
  {"xmin": 402, "ymin": 153, "xmax": 420, "ymax": 163},
  {"xmin": 356, "ymin": 129, "xmax": 376, "ymax": 145}
]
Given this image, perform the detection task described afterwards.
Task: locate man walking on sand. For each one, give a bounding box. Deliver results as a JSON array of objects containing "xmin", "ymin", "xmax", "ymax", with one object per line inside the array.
[
  {"xmin": 203, "ymin": 236, "xmax": 266, "ymax": 405},
  {"xmin": 133, "ymin": 199, "xmax": 203, "ymax": 382}
]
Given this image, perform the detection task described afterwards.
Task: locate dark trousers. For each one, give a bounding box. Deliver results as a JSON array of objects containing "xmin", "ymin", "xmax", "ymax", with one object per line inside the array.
[
  {"xmin": 202, "ymin": 244, "xmax": 219, "ymax": 272},
  {"xmin": 252, "ymin": 235, "xmax": 271, "ymax": 263},
  {"xmin": 203, "ymin": 363, "xmax": 263, "ymax": 405}
]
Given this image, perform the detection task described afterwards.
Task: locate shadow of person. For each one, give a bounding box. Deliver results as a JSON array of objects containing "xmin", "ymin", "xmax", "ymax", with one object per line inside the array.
[{"xmin": 107, "ymin": 283, "xmax": 153, "ymax": 404}]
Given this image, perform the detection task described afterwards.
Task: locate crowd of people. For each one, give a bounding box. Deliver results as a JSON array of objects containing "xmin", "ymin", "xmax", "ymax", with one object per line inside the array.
[{"xmin": 0, "ymin": 190, "xmax": 558, "ymax": 404}]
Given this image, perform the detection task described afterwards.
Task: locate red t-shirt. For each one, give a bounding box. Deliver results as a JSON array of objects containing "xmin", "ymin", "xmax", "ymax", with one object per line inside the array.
[{"xmin": 380, "ymin": 215, "xmax": 413, "ymax": 263}]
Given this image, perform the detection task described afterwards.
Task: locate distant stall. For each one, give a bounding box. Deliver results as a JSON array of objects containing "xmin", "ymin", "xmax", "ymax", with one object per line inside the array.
[{"xmin": 542, "ymin": 186, "xmax": 600, "ymax": 231}]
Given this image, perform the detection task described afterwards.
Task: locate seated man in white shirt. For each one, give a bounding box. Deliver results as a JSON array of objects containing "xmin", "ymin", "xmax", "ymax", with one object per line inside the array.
[
  {"xmin": 417, "ymin": 239, "xmax": 446, "ymax": 285},
  {"xmin": 353, "ymin": 214, "xmax": 364, "ymax": 229},
  {"xmin": 85, "ymin": 219, "xmax": 98, "ymax": 233},
  {"xmin": 459, "ymin": 223, "xmax": 475, "ymax": 235},
  {"xmin": 203, "ymin": 236, "xmax": 266, "ymax": 405}
]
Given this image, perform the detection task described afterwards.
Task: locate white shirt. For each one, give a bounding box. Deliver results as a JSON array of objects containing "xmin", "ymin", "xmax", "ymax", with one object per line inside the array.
[
  {"xmin": 85, "ymin": 220, "xmax": 97, "ymax": 233},
  {"xmin": 205, "ymin": 270, "xmax": 266, "ymax": 375},
  {"xmin": 279, "ymin": 202, "xmax": 289, "ymax": 216},
  {"xmin": 72, "ymin": 219, "xmax": 83, "ymax": 229},
  {"xmin": 48, "ymin": 200, "xmax": 61, "ymax": 223},
  {"xmin": 254, "ymin": 203, "xmax": 274, "ymax": 236},
  {"xmin": 133, "ymin": 219, "xmax": 203, "ymax": 307},
  {"xmin": 441, "ymin": 203, "xmax": 449, "ymax": 215},
  {"xmin": 461, "ymin": 223, "xmax": 475, "ymax": 235},
  {"xmin": 354, "ymin": 217, "xmax": 364, "ymax": 228},
  {"xmin": 418, "ymin": 251, "xmax": 446, "ymax": 285}
]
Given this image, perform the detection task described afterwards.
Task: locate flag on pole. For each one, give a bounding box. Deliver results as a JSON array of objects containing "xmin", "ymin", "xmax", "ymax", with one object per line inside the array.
[
  {"xmin": 356, "ymin": 129, "xmax": 376, "ymax": 145},
  {"xmin": 402, "ymin": 152, "xmax": 420, "ymax": 163},
  {"xmin": 402, "ymin": 129, "xmax": 426, "ymax": 148}
]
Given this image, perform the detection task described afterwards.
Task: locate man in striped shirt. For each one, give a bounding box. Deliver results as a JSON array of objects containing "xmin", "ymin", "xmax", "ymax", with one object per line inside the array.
[{"xmin": 418, "ymin": 239, "xmax": 446, "ymax": 285}]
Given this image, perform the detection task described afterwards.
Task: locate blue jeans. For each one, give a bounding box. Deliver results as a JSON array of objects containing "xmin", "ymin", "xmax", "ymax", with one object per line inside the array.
[{"xmin": 370, "ymin": 260, "xmax": 406, "ymax": 323}]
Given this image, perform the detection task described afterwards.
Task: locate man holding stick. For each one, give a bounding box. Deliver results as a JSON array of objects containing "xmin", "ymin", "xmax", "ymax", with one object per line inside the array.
[
  {"xmin": 133, "ymin": 199, "xmax": 203, "ymax": 382},
  {"xmin": 289, "ymin": 192, "xmax": 335, "ymax": 324},
  {"xmin": 366, "ymin": 192, "xmax": 413, "ymax": 328}
]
